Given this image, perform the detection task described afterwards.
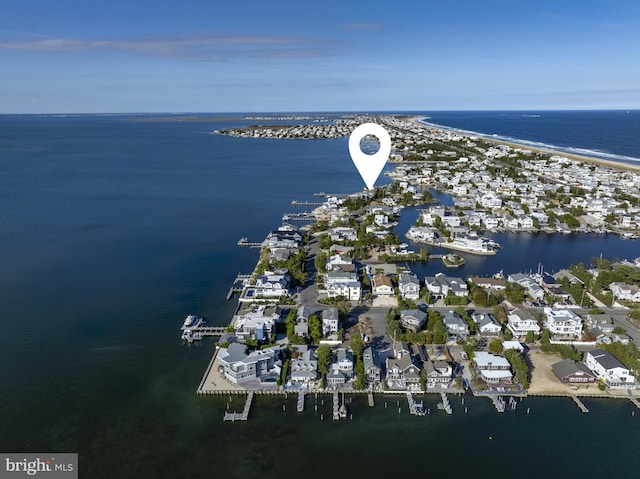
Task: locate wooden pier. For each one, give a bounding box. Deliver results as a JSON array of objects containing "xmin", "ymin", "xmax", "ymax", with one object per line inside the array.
[
  {"xmin": 571, "ymin": 395, "xmax": 589, "ymax": 413},
  {"xmin": 628, "ymin": 395, "xmax": 640, "ymax": 410},
  {"xmin": 438, "ymin": 392, "xmax": 452, "ymax": 415},
  {"xmin": 291, "ymin": 200, "xmax": 323, "ymax": 206},
  {"xmin": 226, "ymin": 274, "xmax": 251, "ymax": 300},
  {"xmin": 282, "ymin": 212, "xmax": 315, "ymax": 222},
  {"xmin": 332, "ymin": 392, "xmax": 340, "ymax": 420},
  {"xmin": 491, "ymin": 395, "xmax": 506, "ymax": 413},
  {"xmin": 237, "ymin": 238, "xmax": 262, "ymax": 248},
  {"xmin": 223, "ymin": 392, "xmax": 254, "ymax": 422},
  {"xmin": 407, "ymin": 392, "xmax": 426, "ymax": 416},
  {"xmin": 297, "ymin": 391, "xmax": 306, "ymax": 413},
  {"xmin": 368, "ymin": 393, "xmax": 375, "ymax": 407}
]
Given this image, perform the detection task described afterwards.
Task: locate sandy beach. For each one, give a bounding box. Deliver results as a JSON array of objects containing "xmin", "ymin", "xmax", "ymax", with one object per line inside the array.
[{"xmin": 408, "ymin": 116, "xmax": 640, "ymax": 173}]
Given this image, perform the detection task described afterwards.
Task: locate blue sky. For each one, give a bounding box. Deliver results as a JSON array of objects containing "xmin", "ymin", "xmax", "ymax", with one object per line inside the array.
[{"xmin": 1, "ymin": 0, "xmax": 639, "ymax": 113}]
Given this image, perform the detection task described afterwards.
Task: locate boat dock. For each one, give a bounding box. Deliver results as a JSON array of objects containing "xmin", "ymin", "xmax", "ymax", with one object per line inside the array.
[
  {"xmin": 297, "ymin": 391, "xmax": 306, "ymax": 413},
  {"xmin": 438, "ymin": 392, "xmax": 452, "ymax": 415},
  {"xmin": 237, "ymin": 238, "xmax": 262, "ymax": 248},
  {"xmin": 291, "ymin": 200, "xmax": 323, "ymax": 206},
  {"xmin": 226, "ymin": 274, "xmax": 251, "ymax": 300},
  {"xmin": 571, "ymin": 395, "xmax": 589, "ymax": 413},
  {"xmin": 407, "ymin": 392, "xmax": 426, "ymax": 416},
  {"xmin": 491, "ymin": 395, "xmax": 506, "ymax": 413},
  {"xmin": 223, "ymin": 392, "xmax": 254, "ymax": 422},
  {"xmin": 332, "ymin": 391, "xmax": 340, "ymax": 420},
  {"xmin": 628, "ymin": 394, "xmax": 640, "ymax": 410},
  {"xmin": 282, "ymin": 212, "xmax": 315, "ymax": 222},
  {"xmin": 368, "ymin": 393, "xmax": 375, "ymax": 407}
]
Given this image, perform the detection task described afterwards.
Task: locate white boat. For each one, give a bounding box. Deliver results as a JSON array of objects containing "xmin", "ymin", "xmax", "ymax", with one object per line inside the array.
[{"xmin": 183, "ymin": 315, "xmax": 197, "ymax": 328}]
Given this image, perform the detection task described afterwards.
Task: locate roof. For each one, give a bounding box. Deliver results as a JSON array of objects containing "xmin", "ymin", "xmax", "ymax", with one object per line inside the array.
[
  {"xmin": 373, "ymin": 274, "xmax": 392, "ymax": 288},
  {"xmin": 588, "ymin": 349, "xmax": 627, "ymax": 370},
  {"xmin": 474, "ymin": 351, "xmax": 510, "ymax": 369},
  {"xmin": 551, "ymin": 359, "xmax": 595, "ymax": 379}
]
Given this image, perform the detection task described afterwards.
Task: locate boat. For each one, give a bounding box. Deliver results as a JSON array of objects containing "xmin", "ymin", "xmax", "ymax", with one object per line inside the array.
[
  {"xmin": 183, "ymin": 315, "xmax": 197, "ymax": 328},
  {"xmin": 338, "ymin": 404, "xmax": 348, "ymax": 419}
]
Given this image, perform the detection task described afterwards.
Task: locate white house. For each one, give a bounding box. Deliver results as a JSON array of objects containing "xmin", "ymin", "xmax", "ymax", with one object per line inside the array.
[
  {"xmin": 585, "ymin": 349, "xmax": 636, "ymax": 389},
  {"xmin": 290, "ymin": 349, "xmax": 318, "ymax": 384},
  {"xmin": 507, "ymin": 309, "xmax": 541, "ymax": 338},
  {"xmin": 425, "ymin": 273, "xmax": 468, "ymax": 299},
  {"xmin": 473, "ymin": 351, "xmax": 513, "ymax": 384},
  {"xmin": 254, "ymin": 272, "xmax": 291, "ymax": 297},
  {"xmin": 399, "ymin": 273, "xmax": 420, "ymax": 300},
  {"xmin": 543, "ymin": 307, "xmax": 583, "ymax": 339},
  {"xmin": 610, "ymin": 282, "xmax": 640, "ymax": 302},
  {"xmin": 218, "ymin": 343, "xmax": 281, "ymax": 385},
  {"xmin": 472, "ymin": 313, "xmax": 502, "ymax": 336},
  {"xmin": 322, "ymin": 308, "xmax": 340, "ymax": 337}
]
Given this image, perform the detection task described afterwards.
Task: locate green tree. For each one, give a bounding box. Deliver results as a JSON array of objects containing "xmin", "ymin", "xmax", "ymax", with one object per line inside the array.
[
  {"xmin": 489, "ymin": 339, "xmax": 503, "ymax": 355},
  {"xmin": 350, "ymin": 333, "xmax": 364, "ymax": 359},
  {"xmin": 316, "ymin": 345, "xmax": 332, "ymax": 383},
  {"xmin": 314, "ymin": 251, "xmax": 327, "ymax": 274},
  {"xmin": 309, "ymin": 314, "xmax": 322, "ymax": 344},
  {"xmin": 525, "ymin": 330, "xmax": 535, "ymax": 343}
]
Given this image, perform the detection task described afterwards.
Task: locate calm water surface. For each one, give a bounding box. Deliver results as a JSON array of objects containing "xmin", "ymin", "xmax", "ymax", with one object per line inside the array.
[{"xmin": 1, "ymin": 114, "xmax": 639, "ymax": 478}]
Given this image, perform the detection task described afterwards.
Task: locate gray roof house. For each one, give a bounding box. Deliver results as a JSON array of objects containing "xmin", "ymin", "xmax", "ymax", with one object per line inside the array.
[
  {"xmin": 551, "ymin": 359, "xmax": 596, "ymax": 384},
  {"xmin": 400, "ymin": 309, "xmax": 427, "ymax": 332},
  {"xmin": 443, "ymin": 311, "xmax": 470, "ymax": 339},
  {"xmin": 399, "ymin": 273, "xmax": 420, "ymax": 300},
  {"xmin": 217, "ymin": 343, "xmax": 281, "ymax": 386},
  {"xmin": 363, "ymin": 346, "xmax": 381, "ymax": 383}
]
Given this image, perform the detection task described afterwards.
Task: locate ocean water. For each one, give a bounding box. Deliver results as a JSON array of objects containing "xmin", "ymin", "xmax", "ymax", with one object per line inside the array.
[
  {"xmin": 421, "ymin": 110, "xmax": 640, "ymax": 164},
  {"xmin": 1, "ymin": 113, "xmax": 640, "ymax": 478}
]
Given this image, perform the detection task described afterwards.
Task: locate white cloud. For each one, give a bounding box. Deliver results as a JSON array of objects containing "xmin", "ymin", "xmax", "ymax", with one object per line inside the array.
[{"xmin": 0, "ymin": 32, "xmax": 339, "ymax": 61}]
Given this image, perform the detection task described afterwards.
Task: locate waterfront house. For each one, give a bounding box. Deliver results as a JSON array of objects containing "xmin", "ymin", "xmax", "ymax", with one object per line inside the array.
[
  {"xmin": 442, "ymin": 311, "xmax": 470, "ymax": 339},
  {"xmin": 400, "ymin": 309, "xmax": 427, "ymax": 332},
  {"xmin": 290, "ymin": 349, "xmax": 318, "ymax": 384},
  {"xmin": 335, "ymin": 348, "xmax": 354, "ymax": 376},
  {"xmin": 406, "ymin": 226, "xmax": 436, "ymax": 242},
  {"xmin": 217, "ymin": 343, "xmax": 281, "ymax": 386},
  {"xmin": 254, "ymin": 272, "xmax": 291, "ymax": 298},
  {"xmin": 363, "ymin": 346, "xmax": 381, "ymax": 383},
  {"xmin": 506, "ymin": 309, "xmax": 541, "ymax": 339},
  {"xmin": 610, "ymin": 282, "xmax": 640, "ymax": 302},
  {"xmin": 468, "ymin": 276, "xmax": 507, "ymax": 291},
  {"xmin": 551, "ymin": 359, "xmax": 596, "ymax": 384},
  {"xmin": 234, "ymin": 308, "xmax": 278, "ymax": 343},
  {"xmin": 372, "ymin": 274, "xmax": 394, "ymax": 296},
  {"xmin": 424, "ymin": 360, "xmax": 452, "ymax": 389},
  {"xmin": 425, "ymin": 273, "xmax": 468, "ymax": 299},
  {"xmin": 322, "ymin": 308, "xmax": 340, "ymax": 337},
  {"xmin": 543, "ymin": 307, "xmax": 583, "ymax": 339},
  {"xmin": 398, "ymin": 273, "xmax": 420, "ymax": 300},
  {"xmin": 473, "ymin": 351, "xmax": 513, "ymax": 384},
  {"xmin": 585, "ymin": 349, "xmax": 636, "ymax": 389},
  {"xmin": 385, "ymin": 342, "xmax": 421, "ymax": 390},
  {"xmin": 472, "ymin": 312, "xmax": 502, "ymax": 336}
]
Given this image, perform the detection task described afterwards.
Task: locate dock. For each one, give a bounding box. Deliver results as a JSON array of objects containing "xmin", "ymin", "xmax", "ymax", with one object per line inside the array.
[
  {"xmin": 407, "ymin": 392, "xmax": 426, "ymax": 416},
  {"xmin": 282, "ymin": 212, "xmax": 315, "ymax": 222},
  {"xmin": 237, "ymin": 238, "xmax": 262, "ymax": 248},
  {"xmin": 226, "ymin": 274, "xmax": 251, "ymax": 300},
  {"xmin": 297, "ymin": 391, "xmax": 306, "ymax": 413},
  {"xmin": 491, "ymin": 395, "xmax": 506, "ymax": 413},
  {"xmin": 368, "ymin": 392, "xmax": 375, "ymax": 407},
  {"xmin": 571, "ymin": 395, "xmax": 589, "ymax": 413},
  {"xmin": 292, "ymin": 200, "xmax": 323, "ymax": 206},
  {"xmin": 438, "ymin": 392, "xmax": 452, "ymax": 415},
  {"xmin": 628, "ymin": 395, "xmax": 640, "ymax": 410},
  {"xmin": 332, "ymin": 391, "xmax": 340, "ymax": 420},
  {"xmin": 223, "ymin": 392, "xmax": 254, "ymax": 422}
]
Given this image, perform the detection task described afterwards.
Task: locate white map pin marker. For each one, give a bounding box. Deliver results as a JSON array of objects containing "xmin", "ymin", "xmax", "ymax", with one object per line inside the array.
[{"xmin": 348, "ymin": 123, "xmax": 391, "ymax": 190}]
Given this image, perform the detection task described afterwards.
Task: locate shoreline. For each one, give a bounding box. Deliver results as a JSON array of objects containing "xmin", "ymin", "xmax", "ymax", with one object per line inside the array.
[{"xmin": 409, "ymin": 116, "xmax": 640, "ymax": 173}]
